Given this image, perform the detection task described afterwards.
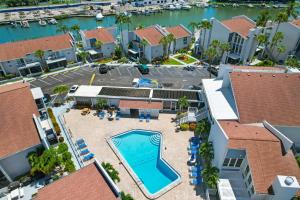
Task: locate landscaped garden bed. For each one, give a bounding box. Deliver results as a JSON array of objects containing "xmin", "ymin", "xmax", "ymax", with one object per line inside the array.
[
  {"xmin": 175, "ymin": 54, "xmax": 197, "ymax": 64},
  {"xmin": 162, "ymin": 57, "xmax": 183, "ymax": 65}
]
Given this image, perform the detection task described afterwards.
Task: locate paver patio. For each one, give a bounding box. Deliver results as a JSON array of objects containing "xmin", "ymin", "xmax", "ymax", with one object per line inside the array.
[{"xmin": 63, "ymin": 110, "xmax": 205, "ymax": 200}]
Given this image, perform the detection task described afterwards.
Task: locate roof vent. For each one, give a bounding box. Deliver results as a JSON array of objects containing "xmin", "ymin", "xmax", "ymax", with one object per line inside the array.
[
  {"xmin": 260, "ymin": 74, "xmax": 263, "ymax": 77},
  {"xmin": 286, "ymin": 75, "xmax": 289, "ymax": 78},
  {"xmin": 284, "ymin": 176, "xmax": 294, "ymax": 186},
  {"xmin": 272, "ymin": 74, "xmax": 276, "ymax": 77},
  {"xmin": 247, "ymin": 73, "xmax": 250, "ymax": 76}
]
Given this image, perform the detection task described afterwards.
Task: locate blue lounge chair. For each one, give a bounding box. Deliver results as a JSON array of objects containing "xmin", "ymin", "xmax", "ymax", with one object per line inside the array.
[
  {"xmin": 78, "ymin": 143, "xmax": 87, "ymax": 149},
  {"xmin": 189, "ymin": 171, "xmax": 198, "ymax": 177},
  {"xmin": 139, "ymin": 113, "xmax": 145, "ymax": 122},
  {"xmin": 76, "ymin": 138, "xmax": 84, "ymax": 145},
  {"xmin": 83, "ymin": 153, "xmax": 94, "ymax": 162},
  {"xmin": 146, "ymin": 113, "xmax": 150, "ymax": 122},
  {"xmin": 99, "ymin": 111, "xmax": 105, "ymax": 119},
  {"xmin": 116, "ymin": 111, "xmax": 121, "ymax": 120},
  {"xmin": 190, "ymin": 178, "xmax": 202, "ymax": 185},
  {"xmin": 189, "ymin": 166, "xmax": 202, "ymax": 172},
  {"xmin": 80, "ymin": 149, "xmax": 90, "ymax": 156},
  {"xmin": 189, "ymin": 149, "xmax": 198, "ymax": 155}
]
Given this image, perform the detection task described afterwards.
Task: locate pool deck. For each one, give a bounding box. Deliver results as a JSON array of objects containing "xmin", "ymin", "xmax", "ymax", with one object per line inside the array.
[{"xmin": 63, "ymin": 109, "xmax": 206, "ymax": 200}]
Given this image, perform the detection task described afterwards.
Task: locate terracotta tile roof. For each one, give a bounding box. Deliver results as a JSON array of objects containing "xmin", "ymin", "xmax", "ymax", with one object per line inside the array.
[
  {"xmin": 0, "ymin": 34, "xmax": 73, "ymax": 62},
  {"xmin": 119, "ymin": 100, "xmax": 163, "ymax": 110},
  {"xmin": 0, "ymin": 83, "xmax": 41, "ymax": 158},
  {"xmin": 220, "ymin": 120, "xmax": 300, "ymax": 195},
  {"xmin": 230, "ymin": 72, "xmax": 300, "ymax": 126},
  {"xmin": 232, "ymin": 65, "xmax": 286, "ymax": 72},
  {"xmin": 292, "ymin": 19, "xmax": 300, "ymax": 28},
  {"xmin": 36, "ymin": 163, "xmax": 119, "ymax": 200},
  {"xmin": 166, "ymin": 25, "xmax": 191, "ymax": 39},
  {"xmin": 84, "ymin": 28, "xmax": 115, "ymax": 44},
  {"xmin": 222, "ymin": 17, "xmax": 256, "ymax": 38},
  {"xmin": 135, "ymin": 26, "xmax": 164, "ymax": 46}
]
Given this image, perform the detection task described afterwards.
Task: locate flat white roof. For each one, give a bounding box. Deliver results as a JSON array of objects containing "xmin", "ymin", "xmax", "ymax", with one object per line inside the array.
[
  {"xmin": 74, "ymin": 85, "xmax": 102, "ymax": 97},
  {"xmin": 202, "ymin": 79, "xmax": 238, "ymax": 120},
  {"xmin": 217, "ymin": 179, "xmax": 236, "ymax": 200},
  {"xmin": 31, "ymin": 87, "xmax": 44, "ymax": 99}
]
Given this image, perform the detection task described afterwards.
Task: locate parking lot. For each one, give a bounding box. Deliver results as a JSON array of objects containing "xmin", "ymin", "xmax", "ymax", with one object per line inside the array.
[{"xmin": 29, "ymin": 65, "xmax": 211, "ymax": 94}]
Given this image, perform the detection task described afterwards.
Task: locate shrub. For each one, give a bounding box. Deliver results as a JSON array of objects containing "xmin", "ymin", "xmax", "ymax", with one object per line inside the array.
[
  {"xmin": 180, "ymin": 123, "xmax": 189, "ymax": 131},
  {"xmin": 52, "ymin": 174, "xmax": 60, "ymax": 181},
  {"xmin": 121, "ymin": 191, "xmax": 134, "ymax": 200},
  {"xmin": 296, "ymin": 156, "xmax": 300, "ymax": 167},
  {"xmin": 57, "ymin": 143, "xmax": 68, "ymax": 154},
  {"xmin": 189, "ymin": 123, "xmax": 197, "ymax": 131},
  {"xmin": 118, "ymin": 57, "xmax": 128, "ymax": 63},
  {"xmin": 47, "ymin": 108, "xmax": 61, "ymax": 135},
  {"xmin": 59, "ymin": 137, "xmax": 64, "ymax": 143}
]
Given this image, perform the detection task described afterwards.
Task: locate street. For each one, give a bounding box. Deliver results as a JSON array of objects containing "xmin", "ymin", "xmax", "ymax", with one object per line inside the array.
[{"xmin": 28, "ymin": 65, "xmax": 211, "ymax": 95}]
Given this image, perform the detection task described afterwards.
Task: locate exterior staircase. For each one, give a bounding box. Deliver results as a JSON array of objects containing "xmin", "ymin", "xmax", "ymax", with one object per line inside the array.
[{"xmin": 177, "ymin": 107, "xmax": 207, "ymax": 125}]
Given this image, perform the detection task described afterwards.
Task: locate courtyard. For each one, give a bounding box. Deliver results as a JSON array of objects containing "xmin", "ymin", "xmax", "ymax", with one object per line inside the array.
[{"xmin": 63, "ymin": 109, "xmax": 206, "ymax": 200}]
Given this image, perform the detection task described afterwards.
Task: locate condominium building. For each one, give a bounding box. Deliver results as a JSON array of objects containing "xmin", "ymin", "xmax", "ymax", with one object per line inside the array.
[
  {"xmin": 195, "ymin": 16, "xmax": 262, "ymax": 64},
  {"xmin": 0, "ymin": 34, "xmax": 76, "ymax": 77},
  {"xmin": 124, "ymin": 24, "xmax": 191, "ymax": 62},
  {"xmin": 80, "ymin": 28, "xmax": 116, "ymax": 61},
  {"xmin": 35, "ymin": 160, "xmax": 121, "ymax": 200},
  {"xmin": 268, "ymin": 19, "xmax": 300, "ymax": 62},
  {"xmin": 0, "ymin": 83, "xmax": 54, "ymax": 190},
  {"xmin": 202, "ymin": 64, "xmax": 300, "ymax": 199}
]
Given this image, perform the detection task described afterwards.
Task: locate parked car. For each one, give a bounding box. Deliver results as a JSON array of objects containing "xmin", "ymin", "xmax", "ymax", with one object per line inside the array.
[
  {"xmin": 69, "ymin": 85, "xmax": 79, "ymax": 94},
  {"xmin": 183, "ymin": 65, "xmax": 195, "ymax": 71},
  {"xmin": 99, "ymin": 64, "xmax": 108, "ymax": 74},
  {"xmin": 137, "ymin": 64, "xmax": 149, "ymax": 74},
  {"xmin": 207, "ymin": 66, "xmax": 219, "ymax": 76},
  {"xmin": 90, "ymin": 63, "xmax": 98, "ymax": 68},
  {"xmin": 188, "ymin": 85, "xmax": 202, "ymax": 90}
]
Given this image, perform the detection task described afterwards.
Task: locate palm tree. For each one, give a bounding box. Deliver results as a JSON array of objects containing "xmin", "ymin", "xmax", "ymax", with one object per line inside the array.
[
  {"xmin": 199, "ymin": 141, "xmax": 214, "ymax": 162},
  {"xmin": 167, "ymin": 33, "xmax": 176, "ymax": 55},
  {"xmin": 285, "ymin": 56, "xmax": 300, "ymax": 68},
  {"xmin": 204, "ymin": 47, "xmax": 218, "ymax": 78},
  {"xmin": 123, "ymin": 15, "xmax": 132, "ymax": 32},
  {"xmin": 56, "ymin": 24, "xmax": 69, "ymax": 33},
  {"xmin": 116, "ymin": 14, "xmax": 125, "ymax": 45},
  {"xmin": 199, "ymin": 20, "xmax": 212, "ymax": 50},
  {"xmin": 159, "ymin": 36, "xmax": 169, "ymax": 58},
  {"xmin": 276, "ymin": 45, "xmax": 286, "ymax": 58},
  {"xmin": 188, "ymin": 21, "xmax": 199, "ymax": 36},
  {"xmin": 201, "ymin": 164, "xmax": 219, "ymax": 189},
  {"xmin": 136, "ymin": 24, "xmax": 144, "ymax": 30},
  {"xmin": 78, "ymin": 51, "xmax": 89, "ymax": 63},
  {"xmin": 101, "ymin": 162, "xmax": 120, "ymax": 183},
  {"xmin": 53, "ymin": 85, "xmax": 69, "ymax": 104},
  {"xmin": 195, "ymin": 119, "xmax": 211, "ymax": 140},
  {"xmin": 256, "ymin": 34, "xmax": 268, "ymax": 58},
  {"xmin": 286, "ymin": 0, "xmax": 299, "ymax": 19},
  {"xmin": 270, "ymin": 32, "xmax": 284, "ymax": 57},
  {"xmin": 95, "ymin": 40, "xmax": 103, "ymax": 50},
  {"xmin": 121, "ymin": 192, "xmax": 134, "ymax": 200},
  {"xmin": 256, "ymin": 10, "xmax": 271, "ymax": 27},
  {"xmin": 273, "ymin": 12, "xmax": 288, "ymax": 35},
  {"xmin": 70, "ymin": 24, "xmax": 80, "ymax": 39},
  {"xmin": 177, "ymin": 96, "xmax": 190, "ymax": 111},
  {"xmin": 139, "ymin": 38, "xmax": 148, "ymax": 59},
  {"xmin": 96, "ymin": 98, "xmax": 107, "ymax": 110},
  {"xmin": 34, "ymin": 49, "xmax": 47, "ymax": 72},
  {"xmin": 219, "ymin": 42, "xmax": 231, "ymax": 63}
]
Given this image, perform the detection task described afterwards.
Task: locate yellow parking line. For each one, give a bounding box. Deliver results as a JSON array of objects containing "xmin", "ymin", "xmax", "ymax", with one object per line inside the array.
[{"xmin": 89, "ymin": 73, "xmax": 95, "ymax": 85}]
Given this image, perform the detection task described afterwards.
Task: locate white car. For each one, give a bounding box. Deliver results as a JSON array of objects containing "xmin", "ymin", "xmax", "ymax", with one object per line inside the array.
[{"xmin": 69, "ymin": 85, "xmax": 79, "ymax": 94}]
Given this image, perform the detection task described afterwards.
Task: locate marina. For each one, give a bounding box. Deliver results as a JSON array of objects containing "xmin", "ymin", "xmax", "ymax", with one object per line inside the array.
[{"xmin": 0, "ymin": 5, "xmax": 299, "ymax": 43}]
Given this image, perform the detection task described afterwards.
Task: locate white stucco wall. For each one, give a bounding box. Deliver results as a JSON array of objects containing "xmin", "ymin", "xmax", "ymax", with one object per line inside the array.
[
  {"xmin": 150, "ymin": 45, "xmax": 164, "ymax": 61},
  {"xmin": 101, "ymin": 43, "xmax": 116, "ymax": 58},
  {"xmin": 274, "ymin": 125, "xmax": 300, "ymax": 152},
  {"xmin": 208, "ymin": 119, "xmax": 229, "ymax": 169},
  {"xmin": 174, "ymin": 36, "xmax": 191, "ymax": 51},
  {"xmin": 0, "ymin": 145, "xmax": 41, "ymax": 180}
]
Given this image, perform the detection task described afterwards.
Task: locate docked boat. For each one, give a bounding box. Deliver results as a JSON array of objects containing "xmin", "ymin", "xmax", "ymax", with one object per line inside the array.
[
  {"xmin": 22, "ymin": 20, "xmax": 30, "ymax": 28},
  {"xmin": 123, "ymin": 11, "xmax": 132, "ymax": 17},
  {"xmin": 174, "ymin": 3, "xmax": 182, "ymax": 10},
  {"xmin": 39, "ymin": 19, "xmax": 47, "ymax": 26},
  {"xmin": 48, "ymin": 18, "xmax": 57, "ymax": 25},
  {"xmin": 182, "ymin": 4, "xmax": 192, "ymax": 10},
  {"xmin": 166, "ymin": 4, "xmax": 176, "ymax": 10},
  {"xmin": 212, "ymin": 4, "xmax": 219, "ymax": 8},
  {"xmin": 248, "ymin": 4, "xmax": 254, "ymax": 8},
  {"xmin": 10, "ymin": 21, "xmax": 17, "ymax": 28},
  {"xmin": 96, "ymin": 12, "xmax": 104, "ymax": 20},
  {"xmin": 97, "ymin": 26, "xmax": 103, "ymax": 29},
  {"xmin": 233, "ymin": 3, "xmax": 239, "ymax": 7},
  {"xmin": 273, "ymin": 5, "xmax": 279, "ymax": 8}
]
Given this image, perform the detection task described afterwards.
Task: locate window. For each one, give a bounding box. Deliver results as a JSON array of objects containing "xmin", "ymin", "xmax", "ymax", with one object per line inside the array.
[
  {"xmin": 250, "ymin": 186, "xmax": 255, "ymax": 195},
  {"xmin": 236, "ymin": 158, "xmax": 243, "ymax": 167},
  {"xmin": 183, "ymin": 37, "xmax": 188, "ymax": 45},
  {"xmin": 229, "ymin": 158, "xmax": 236, "ymax": 167},
  {"xmin": 247, "ymin": 175, "xmax": 252, "ymax": 185},
  {"xmin": 244, "ymin": 165, "xmax": 249, "ymax": 176},
  {"xmin": 157, "ymin": 1, "xmax": 159, "ymax": 3},
  {"xmin": 223, "ymin": 158, "xmax": 230, "ymax": 166}
]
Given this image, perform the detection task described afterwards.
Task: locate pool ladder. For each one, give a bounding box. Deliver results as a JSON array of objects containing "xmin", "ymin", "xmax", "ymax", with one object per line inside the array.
[
  {"xmin": 112, "ymin": 138, "xmax": 122, "ymax": 147},
  {"xmin": 149, "ymin": 134, "xmax": 160, "ymax": 146}
]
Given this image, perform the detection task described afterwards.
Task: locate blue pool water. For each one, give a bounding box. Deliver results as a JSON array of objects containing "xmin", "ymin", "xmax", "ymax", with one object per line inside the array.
[{"xmin": 111, "ymin": 130, "xmax": 180, "ymax": 195}]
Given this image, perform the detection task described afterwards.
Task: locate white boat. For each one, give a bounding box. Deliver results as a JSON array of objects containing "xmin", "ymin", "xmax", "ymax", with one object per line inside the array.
[
  {"xmin": 248, "ymin": 4, "xmax": 254, "ymax": 8},
  {"xmin": 22, "ymin": 20, "xmax": 30, "ymax": 28},
  {"xmin": 96, "ymin": 13, "xmax": 104, "ymax": 20},
  {"xmin": 48, "ymin": 18, "xmax": 57, "ymax": 25},
  {"xmin": 39, "ymin": 19, "xmax": 47, "ymax": 26},
  {"xmin": 182, "ymin": 4, "xmax": 191, "ymax": 10},
  {"xmin": 273, "ymin": 5, "xmax": 279, "ymax": 8},
  {"xmin": 166, "ymin": 4, "xmax": 176, "ymax": 10},
  {"xmin": 11, "ymin": 21, "xmax": 17, "ymax": 28},
  {"xmin": 123, "ymin": 11, "xmax": 132, "ymax": 17},
  {"xmin": 174, "ymin": 3, "xmax": 182, "ymax": 10},
  {"xmin": 233, "ymin": 3, "xmax": 239, "ymax": 7}
]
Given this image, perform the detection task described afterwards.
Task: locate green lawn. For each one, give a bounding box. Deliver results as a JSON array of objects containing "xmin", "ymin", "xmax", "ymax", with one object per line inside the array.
[
  {"xmin": 162, "ymin": 58, "xmax": 183, "ymax": 65},
  {"xmin": 96, "ymin": 58, "xmax": 113, "ymax": 64},
  {"xmin": 174, "ymin": 54, "xmax": 197, "ymax": 64}
]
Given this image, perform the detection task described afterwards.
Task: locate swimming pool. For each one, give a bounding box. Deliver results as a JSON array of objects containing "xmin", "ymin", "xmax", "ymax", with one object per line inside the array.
[{"xmin": 109, "ymin": 129, "xmax": 181, "ymax": 199}]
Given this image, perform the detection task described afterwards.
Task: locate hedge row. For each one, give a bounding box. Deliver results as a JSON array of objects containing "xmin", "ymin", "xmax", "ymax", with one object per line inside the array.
[{"xmin": 47, "ymin": 108, "xmax": 61, "ymax": 135}]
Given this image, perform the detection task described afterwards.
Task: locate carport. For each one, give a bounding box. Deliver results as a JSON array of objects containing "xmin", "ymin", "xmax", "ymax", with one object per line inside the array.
[{"xmin": 119, "ymin": 99, "xmax": 163, "ymax": 118}]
